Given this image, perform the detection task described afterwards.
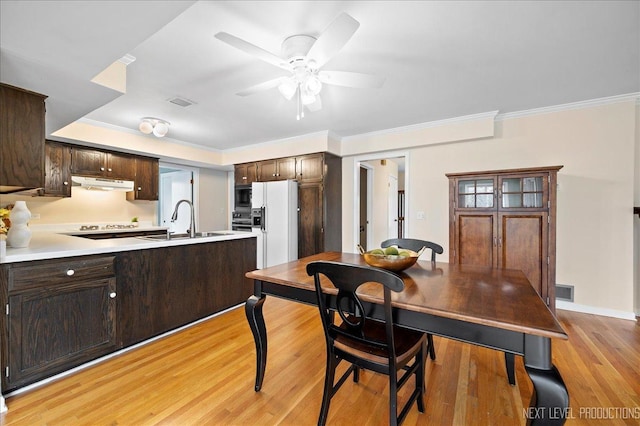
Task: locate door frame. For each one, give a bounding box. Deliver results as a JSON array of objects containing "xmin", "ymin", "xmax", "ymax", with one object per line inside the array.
[
  {"xmin": 352, "ymin": 150, "xmax": 410, "ymax": 252},
  {"xmin": 158, "ymin": 162, "xmax": 199, "ymax": 230}
]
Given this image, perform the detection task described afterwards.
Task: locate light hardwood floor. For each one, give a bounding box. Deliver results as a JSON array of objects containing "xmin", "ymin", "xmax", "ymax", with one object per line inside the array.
[{"xmin": 1, "ymin": 297, "xmax": 639, "ymax": 425}]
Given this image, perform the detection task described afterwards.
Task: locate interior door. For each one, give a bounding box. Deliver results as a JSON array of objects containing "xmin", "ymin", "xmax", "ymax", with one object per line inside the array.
[
  {"xmin": 359, "ymin": 167, "xmax": 368, "ymax": 250},
  {"xmin": 388, "ymin": 175, "xmax": 398, "ymax": 239}
]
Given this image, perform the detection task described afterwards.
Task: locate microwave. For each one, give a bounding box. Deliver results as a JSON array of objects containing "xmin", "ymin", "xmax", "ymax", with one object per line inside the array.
[{"xmin": 235, "ymin": 185, "xmax": 252, "ymax": 208}]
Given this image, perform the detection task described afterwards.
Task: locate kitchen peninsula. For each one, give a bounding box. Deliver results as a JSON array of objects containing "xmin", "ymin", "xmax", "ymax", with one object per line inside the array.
[{"xmin": 0, "ymin": 231, "xmax": 256, "ymax": 392}]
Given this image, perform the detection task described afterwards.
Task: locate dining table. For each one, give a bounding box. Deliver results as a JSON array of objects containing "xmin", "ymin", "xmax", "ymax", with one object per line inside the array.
[{"xmin": 245, "ymin": 252, "xmax": 569, "ymax": 425}]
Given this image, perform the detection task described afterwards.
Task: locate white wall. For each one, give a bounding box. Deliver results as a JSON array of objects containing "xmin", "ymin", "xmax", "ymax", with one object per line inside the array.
[
  {"xmin": 343, "ymin": 100, "xmax": 638, "ymax": 317},
  {"xmin": 198, "ymin": 168, "xmax": 230, "ymax": 231}
]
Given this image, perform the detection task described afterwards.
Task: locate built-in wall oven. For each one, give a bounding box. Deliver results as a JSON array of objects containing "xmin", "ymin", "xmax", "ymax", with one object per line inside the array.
[{"xmin": 231, "ymin": 210, "xmax": 252, "ymax": 232}]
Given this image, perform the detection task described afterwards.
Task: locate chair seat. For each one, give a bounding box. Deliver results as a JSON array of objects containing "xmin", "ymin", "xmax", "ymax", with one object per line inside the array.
[{"xmin": 334, "ymin": 319, "xmax": 427, "ymax": 366}]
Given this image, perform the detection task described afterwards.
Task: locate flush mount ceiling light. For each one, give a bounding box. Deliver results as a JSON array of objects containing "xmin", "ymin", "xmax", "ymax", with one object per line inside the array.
[{"xmin": 139, "ymin": 117, "xmax": 170, "ymax": 137}]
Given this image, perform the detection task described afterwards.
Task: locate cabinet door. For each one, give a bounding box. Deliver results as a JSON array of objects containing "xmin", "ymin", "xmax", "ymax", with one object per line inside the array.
[
  {"xmin": 71, "ymin": 147, "xmax": 106, "ymax": 177},
  {"xmin": 44, "ymin": 141, "xmax": 71, "ymax": 197},
  {"xmin": 453, "ymin": 212, "xmax": 497, "ymax": 267},
  {"xmin": 257, "ymin": 160, "xmax": 278, "ymax": 181},
  {"xmin": 0, "ymin": 84, "xmax": 46, "ymax": 189},
  {"xmin": 107, "ymin": 152, "xmax": 136, "ymax": 180},
  {"xmin": 7, "ymin": 278, "xmax": 116, "ymax": 389},
  {"xmin": 235, "ymin": 163, "xmax": 257, "ymax": 185},
  {"xmin": 277, "ymin": 158, "xmax": 296, "ymax": 180},
  {"xmin": 130, "ymin": 157, "xmax": 159, "ymax": 200},
  {"xmin": 298, "ymin": 183, "xmax": 324, "ymax": 258},
  {"xmin": 498, "ymin": 174, "xmax": 548, "ymax": 211},
  {"xmin": 455, "ymin": 177, "xmax": 497, "ymax": 210},
  {"xmin": 296, "ymin": 153, "xmax": 324, "ymax": 183},
  {"xmin": 498, "ymin": 213, "xmax": 548, "ymax": 298}
]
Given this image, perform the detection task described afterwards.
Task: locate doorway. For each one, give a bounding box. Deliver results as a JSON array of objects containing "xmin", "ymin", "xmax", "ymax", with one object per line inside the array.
[
  {"xmin": 159, "ymin": 163, "xmax": 198, "ymax": 234},
  {"xmin": 353, "ymin": 151, "xmax": 408, "ymax": 251}
]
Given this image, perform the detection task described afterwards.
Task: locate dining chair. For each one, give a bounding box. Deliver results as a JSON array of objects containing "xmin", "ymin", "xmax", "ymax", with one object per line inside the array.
[
  {"xmin": 381, "ymin": 238, "xmax": 443, "ymax": 361},
  {"xmin": 307, "ymin": 260, "xmax": 427, "ymax": 426},
  {"xmin": 381, "ymin": 238, "xmax": 444, "ymax": 263}
]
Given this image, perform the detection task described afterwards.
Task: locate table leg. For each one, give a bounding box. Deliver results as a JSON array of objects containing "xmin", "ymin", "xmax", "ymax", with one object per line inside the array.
[
  {"xmin": 523, "ymin": 335, "xmax": 569, "ymax": 425},
  {"xmin": 245, "ymin": 295, "xmax": 267, "ymax": 392}
]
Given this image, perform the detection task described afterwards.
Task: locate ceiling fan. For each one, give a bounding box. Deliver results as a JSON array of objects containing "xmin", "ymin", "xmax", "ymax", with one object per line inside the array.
[{"xmin": 215, "ymin": 12, "xmax": 385, "ymax": 119}]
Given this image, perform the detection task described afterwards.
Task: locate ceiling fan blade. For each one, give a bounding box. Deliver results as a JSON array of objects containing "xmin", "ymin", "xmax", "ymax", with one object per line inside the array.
[
  {"xmin": 307, "ymin": 13, "xmax": 360, "ymax": 68},
  {"xmin": 236, "ymin": 76, "xmax": 288, "ymax": 97},
  {"xmin": 318, "ymin": 71, "xmax": 385, "ymax": 89},
  {"xmin": 215, "ymin": 32, "xmax": 291, "ymax": 71},
  {"xmin": 306, "ymin": 95, "xmax": 322, "ymax": 112}
]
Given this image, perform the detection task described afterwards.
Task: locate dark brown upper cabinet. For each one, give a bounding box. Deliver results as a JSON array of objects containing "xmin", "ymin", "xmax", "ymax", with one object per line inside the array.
[
  {"xmin": 126, "ymin": 156, "xmax": 159, "ymax": 201},
  {"xmin": 44, "ymin": 140, "xmax": 72, "ymax": 197},
  {"xmin": 234, "ymin": 163, "xmax": 257, "ymax": 185},
  {"xmin": 71, "ymin": 147, "xmax": 136, "ymax": 181},
  {"xmin": 0, "ymin": 83, "xmax": 47, "ymax": 193},
  {"xmin": 257, "ymin": 157, "xmax": 296, "ymax": 182}
]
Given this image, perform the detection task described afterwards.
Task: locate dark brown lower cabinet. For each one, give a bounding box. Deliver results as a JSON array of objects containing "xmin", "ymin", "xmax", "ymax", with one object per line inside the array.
[
  {"xmin": 116, "ymin": 237, "xmax": 256, "ymax": 347},
  {"xmin": 0, "ymin": 237, "xmax": 257, "ymax": 392},
  {"xmin": 3, "ymin": 255, "xmax": 116, "ymax": 391}
]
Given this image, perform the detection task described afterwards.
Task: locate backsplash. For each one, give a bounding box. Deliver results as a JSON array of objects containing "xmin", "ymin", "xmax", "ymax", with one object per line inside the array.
[{"xmin": 0, "ymin": 187, "xmax": 157, "ymax": 225}]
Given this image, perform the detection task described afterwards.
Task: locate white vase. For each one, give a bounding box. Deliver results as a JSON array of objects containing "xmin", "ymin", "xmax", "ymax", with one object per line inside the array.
[{"xmin": 7, "ymin": 201, "xmax": 32, "ymax": 248}]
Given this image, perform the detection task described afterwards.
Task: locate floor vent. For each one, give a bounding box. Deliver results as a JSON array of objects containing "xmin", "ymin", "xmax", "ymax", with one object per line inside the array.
[{"xmin": 556, "ymin": 284, "xmax": 574, "ymax": 302}]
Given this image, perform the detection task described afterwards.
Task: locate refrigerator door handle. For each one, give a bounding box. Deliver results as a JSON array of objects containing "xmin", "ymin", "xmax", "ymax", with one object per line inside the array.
[{"xmin": 261, "ymin": 206, "xmax": 266, "ymax": 232}]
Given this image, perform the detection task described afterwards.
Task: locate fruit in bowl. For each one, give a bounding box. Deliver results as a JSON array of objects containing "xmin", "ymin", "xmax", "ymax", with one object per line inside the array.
[{"xmin": 359, "ymin": 245, "xmax": 423, "ymax": 272}]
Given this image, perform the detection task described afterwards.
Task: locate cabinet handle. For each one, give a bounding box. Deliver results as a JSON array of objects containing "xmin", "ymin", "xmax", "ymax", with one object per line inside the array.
[
  {"xmin": 66, "ymin": 269, "xmax": 75, "ymax": 276},
  {"xmin": 100, "ymin": 167, "xmax": 105, "ymax": 171},
  {"xmin": 63, "ymin": 181, "xmax": 68, "ymax": 186},
  {"xmin": 109, "ymin": 292, "xmax": 116, "ymax": 299},
  {"xmin": 138, "ymin": 187, "xmax": 142, "ymax": 191},
  {"xmin": 493, "ymin": 237, "xmax": 497, "ymax": 246},
  {"xmin": 108, "ymin": 168, "xmax": 112, "ymax": 172},
  {"xmin": 272, "ymin": 173, "xmax": 276, "ymax": 177}
]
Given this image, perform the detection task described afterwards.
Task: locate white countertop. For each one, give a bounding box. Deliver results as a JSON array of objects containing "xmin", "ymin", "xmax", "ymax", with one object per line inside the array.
[{"xmin": 0, "ymin": 230, "xmax": 256, "ymax": 264}]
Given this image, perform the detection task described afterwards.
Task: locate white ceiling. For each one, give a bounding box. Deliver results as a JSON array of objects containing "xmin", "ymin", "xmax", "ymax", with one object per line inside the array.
[{"xmin": 1, "ymin": 1, "xmax": 638, "ymax": 152}]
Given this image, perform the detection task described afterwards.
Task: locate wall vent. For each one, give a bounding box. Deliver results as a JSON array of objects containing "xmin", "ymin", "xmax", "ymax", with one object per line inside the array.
[
  {"xmin": 556, "ymin": 284, "xmax": 574, "ymax": 302},
  {"xmin": 168, "ymin": 97, "xmax": 194, "ymax": 107}
]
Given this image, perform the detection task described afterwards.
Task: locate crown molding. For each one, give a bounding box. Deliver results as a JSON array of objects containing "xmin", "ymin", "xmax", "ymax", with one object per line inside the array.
[
  {"xmin": 496, "ymin": 92, "xmax": 640, "ymax": 121},
  {"xmin": 340, "ymin": 110, "xmax": 499, "ymax": 143}
]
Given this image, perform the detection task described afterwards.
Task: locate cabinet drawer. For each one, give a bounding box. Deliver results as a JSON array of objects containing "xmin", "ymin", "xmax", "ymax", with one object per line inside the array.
[{"xmin": 8, "ymin": 256, "xmax": 115, "ymax": 292}]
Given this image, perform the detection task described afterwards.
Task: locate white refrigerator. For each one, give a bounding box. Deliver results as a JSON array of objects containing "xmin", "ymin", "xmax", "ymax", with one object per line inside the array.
[{"xmin": 251, "ymin": 180, "xmax": 298, "ymax": 269}]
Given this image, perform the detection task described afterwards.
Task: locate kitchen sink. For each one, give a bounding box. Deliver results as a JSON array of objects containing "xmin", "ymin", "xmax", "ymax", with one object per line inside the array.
[{"xmin": 137, "ymin": 231, "xmax": 236, "ymax": 241}]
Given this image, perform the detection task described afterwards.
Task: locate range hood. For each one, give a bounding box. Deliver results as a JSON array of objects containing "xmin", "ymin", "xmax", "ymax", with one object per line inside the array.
[{"xmin": 71, "ymin": 176, "xmax": 134, "ymax": 192}]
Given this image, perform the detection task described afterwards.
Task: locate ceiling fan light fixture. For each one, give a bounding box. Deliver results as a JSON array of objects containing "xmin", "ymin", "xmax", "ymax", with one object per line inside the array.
[
  {"xmin": 301, "ymin": 91, "xmax": 316, "ymax": 106},
  {"xmin": 139, "ymin": 117, "xmax": 170, "ymax": 138},
  {"xmin": 278, "ymin": 78, "xmax": 298, "ymax": 100},
  {"xmin": 305, "ymin": 75, "xmax": 322, "ymax": 96}
]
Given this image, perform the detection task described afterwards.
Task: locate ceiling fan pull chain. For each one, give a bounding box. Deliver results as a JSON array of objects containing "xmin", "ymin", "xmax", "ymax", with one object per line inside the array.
[{"xmin": 296, "ymin": 83, "xmax": 302, "ymax": 120}]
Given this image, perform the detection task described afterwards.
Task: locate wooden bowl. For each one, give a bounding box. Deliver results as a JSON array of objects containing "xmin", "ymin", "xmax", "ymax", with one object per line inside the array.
[{"xmin": 362, "ymin": 250, "xmax": 420, "ymax": 272}]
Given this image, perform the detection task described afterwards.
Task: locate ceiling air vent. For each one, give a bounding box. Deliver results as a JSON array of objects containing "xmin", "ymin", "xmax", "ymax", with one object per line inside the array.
[{"xmin": 168, "ymin": 97, "xmax": 195, "ymax": 107}]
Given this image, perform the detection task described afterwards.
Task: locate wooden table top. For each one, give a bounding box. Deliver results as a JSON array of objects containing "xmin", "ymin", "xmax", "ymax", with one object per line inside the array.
[{"xmin": 246, "ymin": 252, "xmax": 568, "ymax": 340}]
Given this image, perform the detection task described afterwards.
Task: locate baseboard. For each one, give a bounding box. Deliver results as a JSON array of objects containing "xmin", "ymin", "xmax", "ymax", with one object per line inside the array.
[{"xmin": 556, "ymin": 300, "xmax": 637, "ymax": 321}]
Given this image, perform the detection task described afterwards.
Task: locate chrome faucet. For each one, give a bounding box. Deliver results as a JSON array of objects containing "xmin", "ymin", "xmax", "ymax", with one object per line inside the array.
[{"xmin": 171, "ymin": 199, "xmax": 196, "ymax": 237}]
